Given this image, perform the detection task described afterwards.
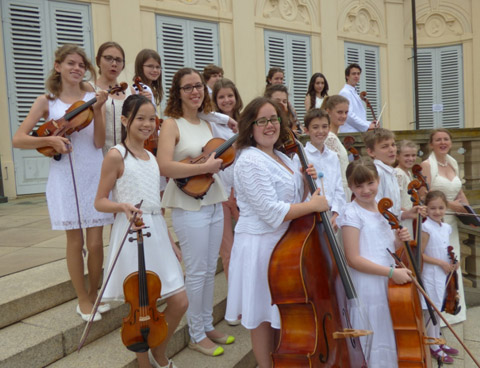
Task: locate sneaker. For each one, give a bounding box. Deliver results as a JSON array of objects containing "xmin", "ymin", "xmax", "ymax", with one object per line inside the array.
[
  {"xmin": 440, "ymin": 344, "xmax": 459, "ymax": 356},
  {"xmin": 430, "ymin": 348, "xmax": 454, "ymax": 364}
]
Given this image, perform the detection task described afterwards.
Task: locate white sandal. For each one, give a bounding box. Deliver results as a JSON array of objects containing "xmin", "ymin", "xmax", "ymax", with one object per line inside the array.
[{"xmin": 148, "ymin": 349, "xmax": 177, "ymax": 368}]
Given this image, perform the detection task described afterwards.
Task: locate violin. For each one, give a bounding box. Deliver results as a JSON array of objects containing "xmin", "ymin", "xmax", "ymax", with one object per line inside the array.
[
  {"xmin": 122, "ymin": 216, "xmax": 168, "ymax": 352},
  {"xmin": 174, "ymin": 134, "xmax": 237, "ymax": 199},
  {"xmin": 378, "ymin": 198, "xmax": 435, "ymax": 367},
  {"xmin": 442, "ymin": 246, "xmax": 461, "ymax": 316},
  {"xmin": 359, "ymin": 91, "xmax": 376, "ymax": 122},
  {"xmin": 133, "ymin": 77, "xmax": 163, "ymax": 155},
  {"xmin": 342, "ymin": 135, "xmax": 360, "ymax": 160},
  {"xmin": 412, "ymin": 164, "xmax": 429, "ymax": 192},
  {"xmin": 32, "ymin": 83, "xmax": 128, "ymax": 157},
  {"xmin": 268, "ymin": 130, "xmax": 370, "ymax": 367},
  {"xmin": 407, "ymin": 179, "xmax": 426, "ymax": 268}
]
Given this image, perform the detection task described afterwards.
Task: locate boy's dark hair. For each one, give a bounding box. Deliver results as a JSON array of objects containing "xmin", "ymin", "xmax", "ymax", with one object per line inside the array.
[
  {"xmin": 203, "ymin": 64, "xmax": 224, "ymax": 81},
  {"xmin": 304, "ymin": 108, "xmax": 330, "ymax": 129},
  {"xmin": 345, "ymin": 63, "xmax": 362, "ymax": 81}
]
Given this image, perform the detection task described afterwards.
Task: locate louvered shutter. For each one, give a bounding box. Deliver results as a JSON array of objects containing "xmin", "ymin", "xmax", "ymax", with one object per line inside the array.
[
  {"xmin": 344, "ymin": 42, "xmax": 380, "ymax": 122},
  {"xmin": 2, "ymin": 0, "xmax": 92, "ymax": 194},
  {"xmin": 157, "ymin": 16, "xmax": 219, "ymax": 107},
  {"xmin": 265, "ymin": 30, "xmax": 311, "ymax": 123},
  {"xmin": 416, "ymin": 45, "xmax": 463, "ymax": 129},
  {"xmin": 417, "ymin": 50, "xmax": 435, "ymax": 129}
]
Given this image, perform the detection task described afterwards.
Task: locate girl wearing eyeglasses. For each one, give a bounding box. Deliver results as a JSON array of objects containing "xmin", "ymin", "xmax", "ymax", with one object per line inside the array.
[
  {"xmin": 225, "ymin": 97, "xmax": 327, "ymax": 368},
  {"xmin": 133, "ymin": 49, "xmax": 163, "ymax": 107},
  {"xmin": 93, "ymin": 42, "xmax": 135, "ymax": 154},
  {"xmin": 157, "ymin": 67, "xmax": 234, "ymax": 358}
]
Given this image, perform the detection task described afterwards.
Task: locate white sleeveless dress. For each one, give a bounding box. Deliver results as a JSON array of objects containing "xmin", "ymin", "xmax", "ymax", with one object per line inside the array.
[
  {"xmin": 102, "ymin": 145, "xmax": 184, "ymax": 301},
  {"xmin": 427, "ymin": 154, "xmax": 466, "ymax": 324},
  {"xmin": 45, "ymin": 93, "xmax": 113, "ymax": 230}
]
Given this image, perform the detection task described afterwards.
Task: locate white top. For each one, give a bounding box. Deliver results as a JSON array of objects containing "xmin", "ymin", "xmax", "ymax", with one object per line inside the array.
[
  {"xmin": 394, "ymin": 168, "xmax": 413, "ymax": 211},
  {"xmin": 421, "ymin": 217, "xmax": 452, "ymax": 309},
  {"xmin": 234, "ymin": 147, "xmax": 304, "ymax": 234},
  {"xmin": 315, "ymin": 96, "xmax": 323, "ymax": 108},
  {"xmin": 375, "ymin": 159, "xmax": 402, "ymax": 218},
  {"xmin": 324, "ymin": 131, "xmax": 351, "ymax": 201},
  {"xmin": 338, "ymin": 84, "xmax": 370, "ymax": 133},
  {"xmin": 111, "ymin": 145, "xmax": 161, "ymax": 214},
  {"xmin": 132, "ymin": 82, "xmax": 156, "ymax": 106},
  {"xmin": 303, "ymin": 142, "xmax": 346, "ymax": 214},
  {"xmin": 162, "ymin": 117, "xmax": 227, "ymax": 211}
]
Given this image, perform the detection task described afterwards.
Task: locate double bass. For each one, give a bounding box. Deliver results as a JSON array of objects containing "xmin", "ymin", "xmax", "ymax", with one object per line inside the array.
[{"xmin": 268, "ymin": 131, "xmax": 370, "ymax": 367}]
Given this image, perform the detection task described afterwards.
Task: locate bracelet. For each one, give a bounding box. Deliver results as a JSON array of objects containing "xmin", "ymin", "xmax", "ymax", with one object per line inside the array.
[{"xmin": 388, "ymin": 266, "xmax": 394, "ymax": 279}]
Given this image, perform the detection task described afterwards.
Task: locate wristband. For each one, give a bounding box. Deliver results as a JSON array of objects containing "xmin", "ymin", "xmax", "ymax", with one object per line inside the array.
[{"xmin": 388, "ymin": 266, "xmax": 394, "ymax": 279}]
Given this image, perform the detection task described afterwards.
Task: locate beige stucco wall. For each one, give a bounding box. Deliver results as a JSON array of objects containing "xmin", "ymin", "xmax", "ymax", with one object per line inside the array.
[{"xmin": 1, "ymin": 0, "xmax": 478, "ymax": 198}]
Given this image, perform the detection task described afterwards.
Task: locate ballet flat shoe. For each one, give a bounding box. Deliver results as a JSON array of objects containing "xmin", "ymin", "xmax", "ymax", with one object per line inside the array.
[
  {"xmin": 227, "ymin": 318, "xmax": 241, "ymax": 326},
  {"xmin": 97, "ymin": 303, "xmax": 111, "ymax": 314},
  {"xmin": 209, "ymin": 334, "xmax": 235, "ymax": 345},
  {"xmin": 148, "ymin": 349, "xmax": 177, "ymax": 368},
  {"xmin": 76, "ymin": 305, "xmax": 101, "ymax": 322},
  {"xmin": 188, "ymin": 341, "xmax": 224, "ymax": 357}
]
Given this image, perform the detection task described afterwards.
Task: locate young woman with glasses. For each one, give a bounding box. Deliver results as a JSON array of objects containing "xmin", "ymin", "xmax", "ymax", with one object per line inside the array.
[
  {"xmin": 157, "ymin": 68, "xmax": 235, "ymax": 358},
  {"xmin": 224, "ymin": 97, "xmax": 327, "ymax": 368},
  {"xmin": 133, "ymin": 49, "xmax": 163, "ymax": 107}
]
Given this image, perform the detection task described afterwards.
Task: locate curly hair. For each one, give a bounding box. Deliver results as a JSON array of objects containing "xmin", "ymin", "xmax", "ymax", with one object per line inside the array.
[
  {"xmin": 133, "ymin": 49, "xmax": 163, "ymax": 105},
  {"xmin": 164, "ymin": 68, "xmax": 213, "ymax": 119},
  {"xmin": 236, "ymin": 97, "xmax": 289, "ymax": 151},
  {"xmin": 45, "ymin": 44, "xmax": 96, "ymax": 100}
]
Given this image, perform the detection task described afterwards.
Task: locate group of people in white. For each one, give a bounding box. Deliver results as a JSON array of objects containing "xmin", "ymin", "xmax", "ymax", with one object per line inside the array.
[{"xmin": 12, "ymin": 42, "xmax": 469, "ymax": 368}]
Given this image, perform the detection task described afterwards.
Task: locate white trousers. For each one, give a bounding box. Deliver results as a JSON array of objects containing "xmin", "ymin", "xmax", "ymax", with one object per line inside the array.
[{"xmin": 171, "ymin": 204, "xmax": 224, "ymax": 342}]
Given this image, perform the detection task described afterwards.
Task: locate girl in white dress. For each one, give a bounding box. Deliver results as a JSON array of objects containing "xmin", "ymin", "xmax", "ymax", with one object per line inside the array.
[
  {"xmin": 133, "ymin": 49, "xmax": 163, "ymax": 107},
  {"xmin": 95, "ymin": 95, "xmax": 187, "ymax": 368},
  {"xmin": 420, "ymin": 128, "xmax": 468, "ymax": 325},
  {"xmin": 337, "ymin": 158, "xmax": 413, "ymax": 368},
  {"xmin": 304, "ymin": 72, "xmax": 329, "ymax": 111},
  {"xmin": 420, "ymin": 190, "xmax": 458, "ymax": 364},
  {"xmin": 92, "ymin": 41, "xmax": 134, "ymax": 154},
  {"xmin": 12, "ymin": 44, "xmax": 113, "ymax": 321},
  {"xmin": 225, "ymin": 97, "xmax": 328, "ymax": 368},
  {"xmin": 323, "ymin": 95, "xmax": 352, "ymax": 201},
  {"xmin": 157, "ymin": 68, "xmax": 232, "ymax": 358}
]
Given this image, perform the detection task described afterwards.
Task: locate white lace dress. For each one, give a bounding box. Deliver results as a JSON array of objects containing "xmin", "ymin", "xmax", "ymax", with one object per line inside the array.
[
  {"xmin": 337, "ymin": 201, "xmax": 398, "ymax": 368},
  {"xmin": 45, "ymin": 93, "xmax": 113, "ymax": 230},
  {"xmin": 325, "ymin": 131, "xmax": 351, "ymax": 201},
  {"xmin": 427, "ymin": 154, "xmax": 466, "ymax": 324},
  {"xmin": 102, "ymin": 145, "xmax": 184, "ymax": 301},
  {"xmin": 225, "ymin": 147, "xmax": 304, "ymax": 329}
]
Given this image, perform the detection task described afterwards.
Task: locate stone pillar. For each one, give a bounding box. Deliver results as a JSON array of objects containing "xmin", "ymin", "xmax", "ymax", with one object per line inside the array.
[{"xmin": 463, "ymin": 139, "xmax": 480, "ymax": 191}]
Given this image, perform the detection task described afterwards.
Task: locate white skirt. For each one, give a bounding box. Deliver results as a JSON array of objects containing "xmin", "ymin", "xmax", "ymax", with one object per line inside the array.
[
  {"xmin": 102, "ymin": 212, "xmax": 184, "ymax": 301},
  {"xmin": 225, "ymin": 229, "xmax": 287, "ymax": 330}
]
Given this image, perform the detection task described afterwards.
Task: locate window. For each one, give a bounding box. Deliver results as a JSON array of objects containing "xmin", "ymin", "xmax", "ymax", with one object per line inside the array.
[
  {"xmin": 265, "ymin": 30, "xmax": 311, "ymax": 123},
  {"xmin": 156, "ymin": 15, "xmax": 220, "ymax": 106},
  {"xmin": 2, "ymin": 0, "xmax": 93, "ymax": 194},
  {"xmin": 416, "ymin": 45, "xmax": 464, "ymax": 129},
  {"xmin": 344, "ymin": 42, "xmax": 380, "ymax": 122}
]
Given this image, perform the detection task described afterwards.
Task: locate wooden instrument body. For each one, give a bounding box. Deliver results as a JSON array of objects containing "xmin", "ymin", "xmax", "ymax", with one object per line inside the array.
[
  {"xmin": 174, "ymin": 137, "xmax": 236, "ymax": 199},
  {"xmin": 442, "ymin": 246, "xmax": 461, "ymax": 315},
  {"xmin": 269, "ymin": 213, "xmax": 366, "ymax": 367}
]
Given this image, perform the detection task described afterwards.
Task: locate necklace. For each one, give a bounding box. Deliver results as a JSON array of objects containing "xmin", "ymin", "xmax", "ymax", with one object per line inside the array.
[{"xmin": 437, "ymin": 160, "xmax": 448, "ymax": 167}]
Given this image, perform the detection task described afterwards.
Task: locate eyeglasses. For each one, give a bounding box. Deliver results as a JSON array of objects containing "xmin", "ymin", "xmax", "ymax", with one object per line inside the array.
[
  {"xmin": 253, "ymin": 116, "xmax": 281, "ymax": 127},
  {"xmin": 102, "ymin": 55, "xmax": 124, "ymax": 64},
  {"xmin": 144, "ymin": 64, "xmax": 162, "ymax": 71},
  {"xmin": 180, "ymin": 83, "xmax": 204, "ymax": 93}
]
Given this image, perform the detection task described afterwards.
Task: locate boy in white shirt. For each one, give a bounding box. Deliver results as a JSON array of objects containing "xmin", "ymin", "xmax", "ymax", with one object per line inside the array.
[{"xmin": 303, "ymin": 109, "xmax": 346, "ymax": 230}]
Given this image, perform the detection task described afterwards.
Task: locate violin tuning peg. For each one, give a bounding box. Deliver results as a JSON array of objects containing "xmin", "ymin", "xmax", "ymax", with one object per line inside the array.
[
  {"xmin": 128, "ymin": 236, "xmax": 135, "ymax": 242},
  {"xmin": 145, "ymin": 232, "xmax": 151, "ymax": 238}
]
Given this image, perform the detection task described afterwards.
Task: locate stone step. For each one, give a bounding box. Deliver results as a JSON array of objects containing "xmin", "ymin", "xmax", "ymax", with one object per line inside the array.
[{"xmin": 0, "ymin": 270, "xmax": 229, "ymax": 368}]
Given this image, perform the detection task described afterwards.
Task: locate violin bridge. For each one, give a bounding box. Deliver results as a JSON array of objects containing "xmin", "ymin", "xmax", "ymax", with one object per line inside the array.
[
  {"xmin": 332, "ymin": 328, "xmax": 373, "ymax": 339},
  {"xmin": 139, "ymin": 316, "xmax": 151, "ymax": 322}
]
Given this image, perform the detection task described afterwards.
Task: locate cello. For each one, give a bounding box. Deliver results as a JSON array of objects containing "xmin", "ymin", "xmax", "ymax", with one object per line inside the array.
[
  {"xmin": 268, "ymin": 131, "xmax": 370, "ymax": 367},
  {"xmin": 378, "ymin": 198, "xmax": 437, "ymax": 367}
]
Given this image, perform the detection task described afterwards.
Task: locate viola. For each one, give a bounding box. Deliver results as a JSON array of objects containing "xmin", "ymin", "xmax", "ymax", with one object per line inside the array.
[
  {"xmin": 122, "ymin": 216, "xmax": 168, "ymax": 352},
  {"xmin": 442, "ymin": 246, "xmax": 461, "ymax": 316},
  {"xmin": 378, "ymin": 198, "xmax": 434, "ymax": 367},
  {"xmin": 33, "ymin": 83, "xmax": 128, "ymax": 157},
  {"xmin": 268, "ymin": 130, "xmax": 370, "ymax": 367},
  {"xmin": 174, "ymin": 134, "xmax": 237, "ymax": 199},
  {"xmin": 359, "ymin": 91, "xmax": 376, "ymax": 123},
  {"xmin": 133, "ymin": 77, "xmax": 162, "ymax": 155},
  {"xmin": 342, "ymin": 135, "xmax": 360, "ymax": 160}
]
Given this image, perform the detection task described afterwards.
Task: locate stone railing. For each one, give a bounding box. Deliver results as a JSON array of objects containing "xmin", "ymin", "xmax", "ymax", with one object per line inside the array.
[{"xmin": 336, "ymin": 128, "xmax": 480, "ymax": 288}]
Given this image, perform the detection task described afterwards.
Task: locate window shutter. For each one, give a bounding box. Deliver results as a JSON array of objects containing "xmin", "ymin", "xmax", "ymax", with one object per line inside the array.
[
  {"xmin": 344, "ymin": 42, "xmax": 380, "ymax": 122},
  {"xmin": 265, "ymin": 30, "xmax": 311, "ymax": 123},
  {"xmin": 416, "ymin": 45, "xmax": 463, "ymax": 129},
  {"xmin": 2, "ymin": 0, "xmax": 92, "ymax": 194},
  {"xmin": 417, "ymin": 49, "xmax": 435, "ymax": 130},
  {"xmin": 157, "ymin": 16, "xmax": 219, "ymax": 105}
]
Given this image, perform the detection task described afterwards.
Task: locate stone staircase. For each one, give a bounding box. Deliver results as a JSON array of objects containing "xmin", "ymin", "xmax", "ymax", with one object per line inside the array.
[{"xmin": 0, "ymin": 257, "xmax": 256, "ymax": 368}]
